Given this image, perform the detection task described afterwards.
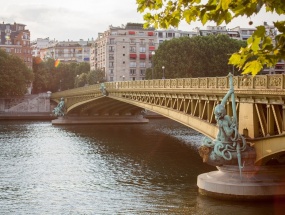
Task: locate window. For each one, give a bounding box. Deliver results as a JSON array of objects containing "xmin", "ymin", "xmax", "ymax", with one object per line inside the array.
[
  {"xmin": 130, "ymin": 46, "xmax": 136, "ymax": 53},
  {"xmin": 130, "ymin": 61, "xmax": 136, "ymax": 67},
  {"xmin": 109, "ymin": 69, "xmax": 113, "ymax": 74},
  {"xmin": 140, "ymin": 39, "xmax": 145, "ymax": 44},
  {"xmin": 109, "ymin": 46, "xmax": 114, "ymax": 52},
  {"xmin": 139, "ymin": 62, "xmax": 146, "ymax": 67},
  {"xmin": 167, "ymin": 32, "xmax": 173, "ymax": 37},
  {"xmin": 140, "ymin": 69, "xmax": 145, "ymax": 75},
  {"xmin": 109, "ymin": 62, "xmax": 114, "ymax": 68},
  {"xmin": 158, "ymin": 32, "xmax": 163, "ymax": 38},
  {"xmin": 109, "ymin": 38, "xmax": 115, "ymax": 44},
  {"xmin": 109, "ymin": 54, "xmax": 114, "ymax": 60},
  {"xmin": 130, "ymin": 39, "xmax": 135, "ymax": 44},
  {"xmin": 139, "ymin": 47, "xmax": 146, "ymax": 53},
  {"xmin": 130, "ymin": 69, "xmax": 136, "ymax": 75}
]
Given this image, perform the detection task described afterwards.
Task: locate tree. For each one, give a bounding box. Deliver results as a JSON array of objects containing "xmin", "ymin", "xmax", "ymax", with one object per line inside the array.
[
  {"xmin": 32, "ymin": 57, "xmax": 50, "ymax": 94},
  {"xmin": 152, "ymin": 35, "xmax": 245, "ymax": 78},
  {"xmin": 32, "ymin": 58, "xmax": 91, "ymax": 93},
  {"xmin": 74, "ymin": 73, "xmax": 88, "ymax": 88},
  {"xmin": 0, "ymin": 49, "xmax": 34, "ymax": 97},
  {"xmin": 137, "ymin": 0, "xmax": 285, "ymax": 76},
  {"xmin": 87, "ymin": 69, "xmax": 106, "ymax": 85}
]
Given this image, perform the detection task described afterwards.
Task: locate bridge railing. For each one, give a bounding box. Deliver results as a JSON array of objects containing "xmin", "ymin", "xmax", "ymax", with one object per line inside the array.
[
  {"xmin": 51, "ymin": 74, "xmax": 285, "ymax": 99},
  {"xmin": 106, "ymin": 74, "xmax": 285, "ymax": 90}
]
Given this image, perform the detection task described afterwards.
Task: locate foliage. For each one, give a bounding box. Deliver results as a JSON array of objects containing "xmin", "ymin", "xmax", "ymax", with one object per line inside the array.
[
  {"xmin": 75, "ymin": 73, "xmax": 88, "ymax": 88},
  {"xmin": 32, "ymin": 58, "xmax": 91, "ymax": 93},
  {"xmin": 0, "ymin": 49, "xmax": 34, "ymax": 97},
  {"xmin": 87, "ymin": 69, "xmax": 106, "ymax": 85},
  {"xmin": 137, "ymin": 0, "xmax": 285, "ymax": 76},
  {"xmin": 147, "ymin": 35, "xmax": 245, "ymax": 78}
]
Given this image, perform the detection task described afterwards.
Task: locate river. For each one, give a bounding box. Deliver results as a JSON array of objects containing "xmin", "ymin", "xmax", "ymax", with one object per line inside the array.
[{"xmin": 0, "ymin": 119, "xmax": 283, "ymax": 214}]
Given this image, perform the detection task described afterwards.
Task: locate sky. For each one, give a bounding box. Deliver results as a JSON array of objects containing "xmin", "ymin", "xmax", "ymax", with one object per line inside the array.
[{"xmin": 1, "ymin": 0, "xmax": 285, "ymax": 42}]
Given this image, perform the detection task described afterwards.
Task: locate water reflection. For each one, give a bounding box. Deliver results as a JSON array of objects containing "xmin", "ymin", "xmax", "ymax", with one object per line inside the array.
[{"xmin": 0, "ymin": 119, "xmax": 284, "ymax": 214}]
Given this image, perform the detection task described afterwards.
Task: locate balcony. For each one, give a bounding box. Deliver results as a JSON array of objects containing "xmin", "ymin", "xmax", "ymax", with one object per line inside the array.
[{"xmin": 139, "ymin": 54, "xmax": 146, "ymax": 59}]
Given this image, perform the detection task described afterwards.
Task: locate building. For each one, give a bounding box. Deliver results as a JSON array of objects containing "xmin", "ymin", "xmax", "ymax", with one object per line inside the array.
[
  {"xmin": 91, "ymin": 23, "xmax": 156, "ymax": 81},
  {"xmin": 156, "ymin": 28, "xmax": 199, "ymax": 44},
  {"xmin": 0, "ymin": 22, "xmax": 32, "ymax": 68},
  {"xmin": 39, "ymin": 39, "xmax": 92, "ymax": 63},
  {"xmin": 31, "ymin": 37, "xmax": 50, "ymax": 57},
  {"xmin": 198, "ymin": 26, "xmax": 241, "ymax": 40}
]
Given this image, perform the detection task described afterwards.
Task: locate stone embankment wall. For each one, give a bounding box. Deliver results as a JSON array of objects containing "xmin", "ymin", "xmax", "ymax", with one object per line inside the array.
[{"xmin": 0, "ymin": 93, "xmax": 52, "ymax": 114}]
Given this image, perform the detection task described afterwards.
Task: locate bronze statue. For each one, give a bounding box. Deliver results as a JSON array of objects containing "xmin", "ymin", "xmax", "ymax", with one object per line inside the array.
[{"xmin": 52, "ymin": 97, "xmax": 65, "ymax": 117}]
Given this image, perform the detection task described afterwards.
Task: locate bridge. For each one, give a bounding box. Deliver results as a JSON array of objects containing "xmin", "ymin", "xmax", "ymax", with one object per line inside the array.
[{"xmin": 51, "ymin": 74, "xmax": 285, "ymax": 199}]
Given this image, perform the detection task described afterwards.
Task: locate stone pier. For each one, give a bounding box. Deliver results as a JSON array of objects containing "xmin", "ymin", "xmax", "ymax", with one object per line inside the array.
[
  {"xmin": 52, "ymin": 115, "xmax": 149, "ymax": 125},
  {"xmin": 197, "ymin": 165, "xmax": 285, "ymax": 200}
]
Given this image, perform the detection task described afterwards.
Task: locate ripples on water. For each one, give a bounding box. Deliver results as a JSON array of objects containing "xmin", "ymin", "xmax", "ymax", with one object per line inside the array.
[{"xmin": 0, "ymin": 119, "xmax": 284, "ymax": 214}]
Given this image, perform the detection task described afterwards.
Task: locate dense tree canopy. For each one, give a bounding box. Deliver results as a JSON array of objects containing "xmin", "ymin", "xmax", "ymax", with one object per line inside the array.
[
  {"xmin": 137, "ymin": 0, "xmax": 285, "ymax": 76},
  {"xmin": 147, "ymin": 34, "xmax": 245, "ymax": 79},
  {"xmin": 0, "ymin": 49, "xmax": 34, "ymax": 97},
  {"xmin": 32, "ymin": 58, "xmax": 91, "ymax": 93},
  {"xmin": 87, "ymin": 69, "xmax": 106, "ymax": 85}
]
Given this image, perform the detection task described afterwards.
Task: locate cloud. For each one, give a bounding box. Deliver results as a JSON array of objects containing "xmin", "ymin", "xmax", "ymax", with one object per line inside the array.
[{"xmin": 1, "ymin": 0, "xmax": 285, "ymax": 41}]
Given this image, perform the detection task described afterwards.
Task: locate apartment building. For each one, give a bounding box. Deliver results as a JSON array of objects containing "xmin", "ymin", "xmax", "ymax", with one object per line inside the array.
[
  {"xmin": 199, "ymin": 26, "xmax": 241, "ymax": 40},
  {"xmin": 156, "ymin": 28, "xmax": 199, "ymax": 44},
  {"xmin": 0, "ymin": 22, "xmax": 32, "ymax": 68},
  {"xmin": 91, "ymin": 23, "xmax": 156, "ymax": 81},
  {"xmin": 39, "ymin": 39, "xmax": 92, "ymax": 63},
  {"xmin": 31, "ymin": 37, "xmax": 50, "ymax": 57}
]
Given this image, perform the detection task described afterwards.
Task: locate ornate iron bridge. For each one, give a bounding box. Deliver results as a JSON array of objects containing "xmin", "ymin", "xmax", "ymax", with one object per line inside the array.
[{"xmin": 51, "ymin": 74, "xmax": 285, "ymax": 165}]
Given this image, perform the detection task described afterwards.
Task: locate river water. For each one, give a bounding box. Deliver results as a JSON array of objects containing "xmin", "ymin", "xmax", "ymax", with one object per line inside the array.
[{"xmin": 0, "ymin": 119, "xmax": 284, "ymax": 214}]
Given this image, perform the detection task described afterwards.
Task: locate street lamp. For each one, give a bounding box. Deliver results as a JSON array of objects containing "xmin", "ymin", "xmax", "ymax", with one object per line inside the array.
[
  {"xmin": 162, "ymin": 66, "xmax": 165, "ymax": 79},
  {"xmin": 151, "ymin": 51, "xmax": 155, "ymax": 79}
]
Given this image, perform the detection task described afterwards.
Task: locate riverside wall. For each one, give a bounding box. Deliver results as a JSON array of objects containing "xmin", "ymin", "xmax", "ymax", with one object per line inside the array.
[{"xmin": 0, "ymin": 93, "xmax": 56, "ymax": 120}]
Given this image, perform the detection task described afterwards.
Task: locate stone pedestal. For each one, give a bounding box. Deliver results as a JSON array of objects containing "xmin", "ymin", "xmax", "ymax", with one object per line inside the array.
[
  {"xmin": 52, "ymin": 115, "xmax": 149, "ymax": 125},
  {"xmin": 197, "ymin": 165, "xmax": 285, "ymax": 200}
]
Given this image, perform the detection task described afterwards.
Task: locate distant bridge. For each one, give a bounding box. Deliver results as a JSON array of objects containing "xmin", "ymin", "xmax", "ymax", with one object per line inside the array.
[{"xmin": 51, "ymin": 74, "xmax": 285, "ymax": 165}]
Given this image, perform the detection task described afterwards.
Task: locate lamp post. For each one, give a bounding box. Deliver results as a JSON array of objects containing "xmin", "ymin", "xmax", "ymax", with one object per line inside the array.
[
  {"xmin": 151, "ymin": 51, "xmax": 155, "ymax": 79},
  {"xmin": 162, "ymin": 66, "xmax": 165, "ymax": 79},
  {"xmin": 59, "ymin": 80, "xmax": 62, "ymax": 91}
]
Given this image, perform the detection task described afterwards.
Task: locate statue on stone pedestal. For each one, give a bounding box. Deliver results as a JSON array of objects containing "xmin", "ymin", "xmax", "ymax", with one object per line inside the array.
[
  {"xmin": 198, "ymin": 73, "xmax": 254, "ymax": 179},
  {"xmin": 52, "ymin": 97, "xmax": 65, "ymax": 117}
]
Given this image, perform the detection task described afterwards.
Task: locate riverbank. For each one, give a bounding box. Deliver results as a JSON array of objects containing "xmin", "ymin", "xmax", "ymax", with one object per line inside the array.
[{"xmin": 0, "ymin": 112, "xmax": 56, "ymax": 120}]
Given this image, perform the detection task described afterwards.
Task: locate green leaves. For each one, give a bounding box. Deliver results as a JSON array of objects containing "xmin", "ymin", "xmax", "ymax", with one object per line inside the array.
[
  {"xmin": 0, "ymin": 49, "xmax": 33, "ymax": 97},
  {"xmin": 229, "ymin": 24, "xmax": 285, "ymax": 76},
  {"xmin": 137, "ymin": 0, "xmax": 285, "ymax": 76},
  {"xmin": 155, "ymin": 35, "xmax": 245, "ymax": 78}
]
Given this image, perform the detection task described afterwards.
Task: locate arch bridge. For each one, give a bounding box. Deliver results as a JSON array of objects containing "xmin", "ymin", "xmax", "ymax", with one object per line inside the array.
[{"xmin": 51, "ymin": 74, "xmax": 285, "ymax": 165}]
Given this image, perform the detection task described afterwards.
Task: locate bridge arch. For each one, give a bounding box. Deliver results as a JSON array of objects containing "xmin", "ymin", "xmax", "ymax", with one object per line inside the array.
[{"xmin": 51, "ymin": 74, "xmax": 285, "ymax": 164}]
